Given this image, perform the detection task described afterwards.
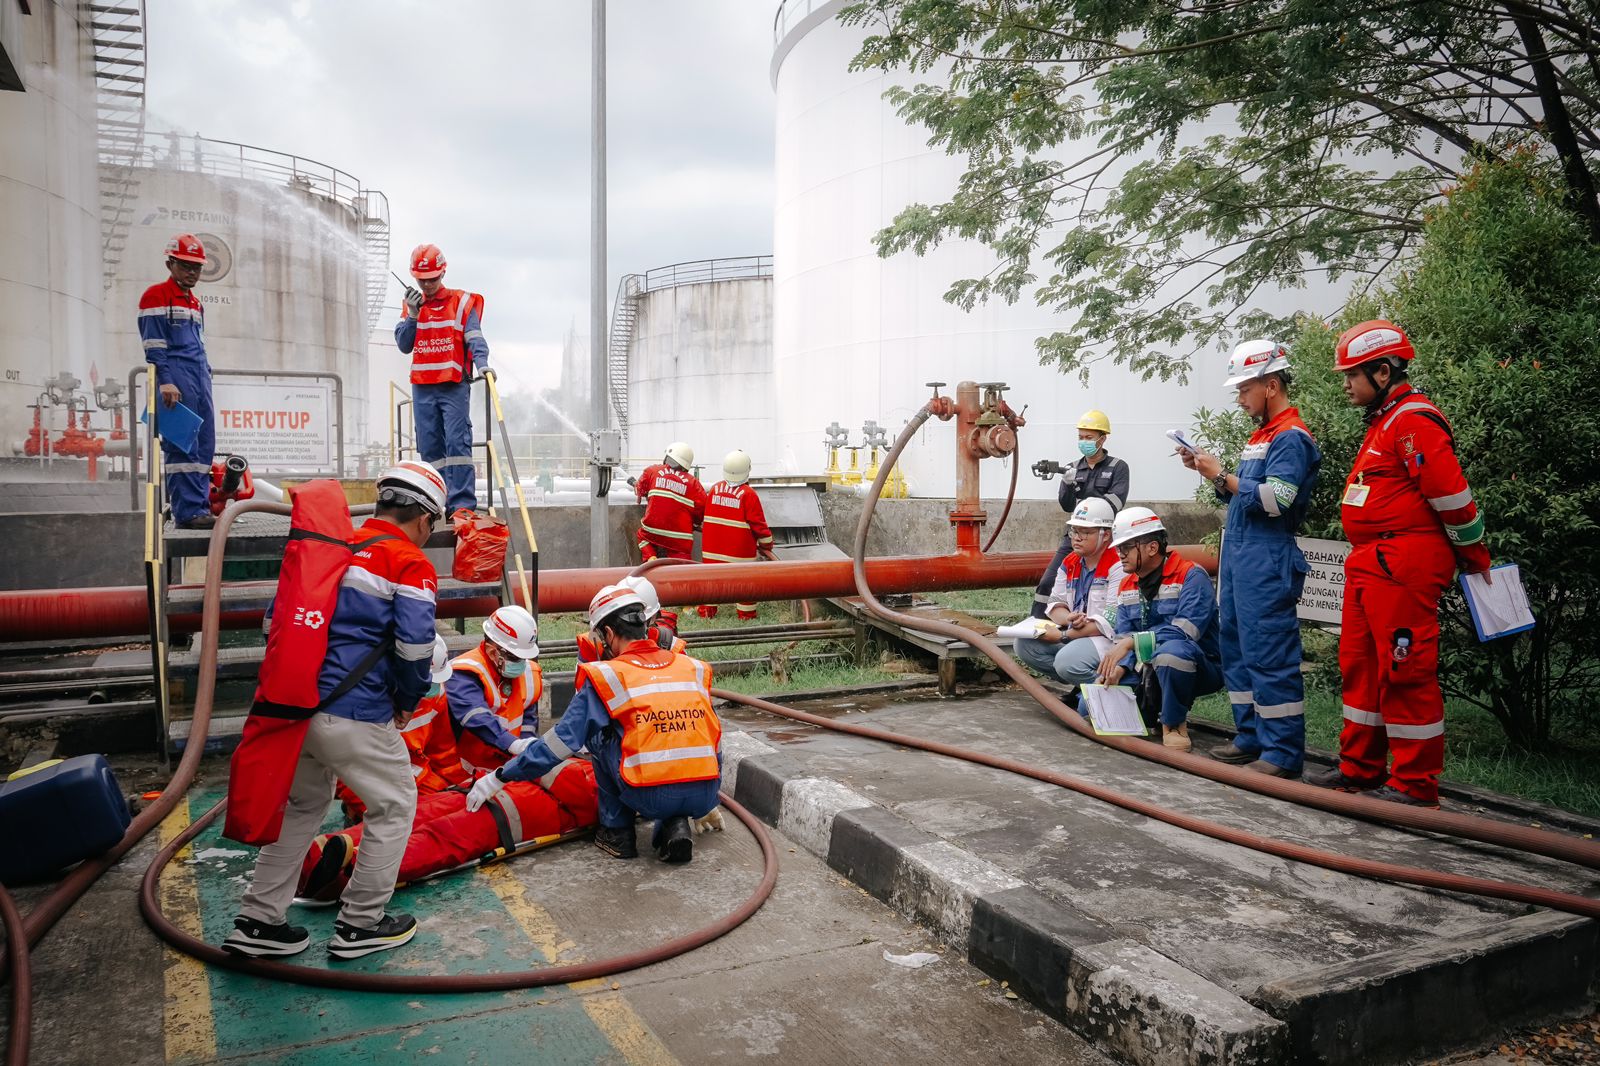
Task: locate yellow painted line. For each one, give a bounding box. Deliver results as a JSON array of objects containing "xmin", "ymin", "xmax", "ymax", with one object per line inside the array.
[
  {"xmin": 483, "ymin": 864, "xmax": 677, "ymax": 1066},
  {"xmin": 158, "ymin": 799, "xmax": 217, "ymax": 1065}
]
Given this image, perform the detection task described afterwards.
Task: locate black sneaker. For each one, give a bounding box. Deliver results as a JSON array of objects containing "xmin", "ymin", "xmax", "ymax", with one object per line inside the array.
[
  {"xmin": 1208, "ymin": 743, "xmax": 1256, "ymax": 764},
  {"xmin": 328, "ymin": 913, "xmax": 417, "ymax": 959},
  {"xmin": 595, "ymin": 824, "xmax": 638, "ymax": 860},
  {"xmin": 654, "ymin": 816, "xmax": 693, "ymax": 864},
  {"xmin": 1305, "ymin": 766, "xmax": 1383, "ymax": 792},
  {"xmin": 1369, "ymin": 785, "xmax": 1440, "ymax": 810},
  {"xmin": 222, "ymin": 916, "xmax": 310, "ymax": 958}
]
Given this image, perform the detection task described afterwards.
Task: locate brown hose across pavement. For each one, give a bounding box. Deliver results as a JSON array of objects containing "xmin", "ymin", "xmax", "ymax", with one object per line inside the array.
[{"xmin": 1, "ymin": 883, "xmax": 29, "ymax": 1066}]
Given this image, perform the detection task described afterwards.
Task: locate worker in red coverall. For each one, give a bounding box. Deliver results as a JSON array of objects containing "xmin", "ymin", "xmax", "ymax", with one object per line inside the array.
[
  {"xmin": 632, "ymin": 441, "xmax": 706, "ymax": 629},
  {"xmin": 1306, "ymin": 320, "xmax": 1492, "ymax": 808},
  {"xmin": 698, "ymin": 450, "xmax": 774, "ymax": 620},
  {"xmin": 296, "ymin": 759, "xmax": 598, "ymax": 901}
]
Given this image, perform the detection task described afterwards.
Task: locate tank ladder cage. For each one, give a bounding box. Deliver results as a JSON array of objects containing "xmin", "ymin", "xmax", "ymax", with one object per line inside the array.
[{"xmin": 90, "ymin": 0, "xmax": 149, "ymax": 291}]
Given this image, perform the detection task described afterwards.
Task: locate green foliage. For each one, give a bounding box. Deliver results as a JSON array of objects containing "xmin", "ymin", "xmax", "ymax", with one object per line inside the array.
[{"xmin": 841, "ymin": 0, "xmax": 1600, "ymax": 381}]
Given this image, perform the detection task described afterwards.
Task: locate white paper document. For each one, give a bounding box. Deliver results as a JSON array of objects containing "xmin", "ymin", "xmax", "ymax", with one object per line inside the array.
[
  {"xmin": 1166, "ymin": 428, "xmax": 1199, "ymax": 454},
  {"xmin": 1079, "ymin": 684, "xmax": 1147, "ymax": 736},
  {"xmin": 995, "ymin": 618, "xmax": 1057, "ymax": 640},
  {"xmin": 1459, "ymin": 565, "xmax": 1536, "ymax": 642}
]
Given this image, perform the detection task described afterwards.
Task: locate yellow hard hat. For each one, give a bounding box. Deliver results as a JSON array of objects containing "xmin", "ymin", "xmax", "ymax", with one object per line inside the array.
[{"xmin": 1077, "ymin": 409, "xmax": 1111, "ymax": 434}]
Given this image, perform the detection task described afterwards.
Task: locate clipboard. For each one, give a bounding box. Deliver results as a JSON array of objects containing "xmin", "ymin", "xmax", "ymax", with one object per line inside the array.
[
  {"xmin": 1459, "ymin": 564, "xmax": 1536, "ymax": 642},
  {"xmin": 141, "ymin": 400, "xmax": 203, "ymax": 454}
]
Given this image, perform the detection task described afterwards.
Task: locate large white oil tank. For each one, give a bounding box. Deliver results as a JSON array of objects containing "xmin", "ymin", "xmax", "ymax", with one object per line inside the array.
[
  {"xmin": 0, "ymin": 0, "xmax": 105, "ymax": 454},
  {"xmin": 616, "ymin": 257, "xmax": 776, "ymax": 481},
  {"xmin": 102, "ymin": 134, "xmax": 385, "ymax": 456},
  {"xmin": 771, "ymin": 3, "xmax": 1346, "ymax": 502}
]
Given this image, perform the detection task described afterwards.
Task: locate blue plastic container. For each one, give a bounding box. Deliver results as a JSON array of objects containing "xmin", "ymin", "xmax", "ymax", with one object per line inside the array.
[{"xmin": 0, "ymin": 755, "xmax": 131, "ymax": 883}]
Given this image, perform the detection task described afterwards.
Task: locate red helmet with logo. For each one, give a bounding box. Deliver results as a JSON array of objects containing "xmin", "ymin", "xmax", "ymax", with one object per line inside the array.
[
  {"xmin": 165, "ymin": 234, "xmax": 206, "ymax": 264},
  {"xmin": 1335, "ymin": 320, "xmax": 1416, "ymax": 372},
  {"xmin": 409, "ymin": 243, "xmax": 447, "ymax": 280}
]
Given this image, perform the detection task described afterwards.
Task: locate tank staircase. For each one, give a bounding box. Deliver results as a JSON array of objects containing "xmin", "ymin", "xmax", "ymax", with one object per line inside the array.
[
  {"xmin": 357, "ymin": 191, "xmax": 391, "ymax": 338},
  {"xmin": 606, "ymin": 273, "xmax": 642, "ymax": 441},
  {"xmin": 88, "ymin": 0, "xmax": 148, "ymax": 290}
]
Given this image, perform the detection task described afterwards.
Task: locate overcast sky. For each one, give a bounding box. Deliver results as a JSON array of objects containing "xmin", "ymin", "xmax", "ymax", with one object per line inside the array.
[{"xmin": 143, "ymin": 0, "xmax": 777, "ymax": 406}]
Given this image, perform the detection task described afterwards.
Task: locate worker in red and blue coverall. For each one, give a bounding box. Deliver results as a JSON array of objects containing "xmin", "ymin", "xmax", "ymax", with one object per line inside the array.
[
  {"xmin": 138, "ymin": 234, "xmax": 215, "ymax": 530},
  {"xmin": 394, "ymin": 243, "xmax": 489, "ymax": 514},
  {"xmin": 224, "ymin": 461, "xmax": 446, "ymax": 962},
  {"xmin": 1180, "ymin": 340, "xmax": 1322, "ymax": 778},
  {"xmin": 1096, "ymin": 507, "xmax": 1222, "ymax": 752},
  {"xmin": 632, "ymin": 441, "xmax": 706, "ymax": 629},
  {"xmin": 1307, "ymin": 321, "xmax": 1491, "ymax": 808},
  {"xmin": 698, "ymin": 449, "xmax": 775, "ymax": 620}
]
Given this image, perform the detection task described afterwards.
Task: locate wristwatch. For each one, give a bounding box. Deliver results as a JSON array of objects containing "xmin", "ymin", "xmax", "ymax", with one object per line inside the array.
[{"xmin": 1211, "ymin": 471, "xmax": 1230, "ymax": 494}]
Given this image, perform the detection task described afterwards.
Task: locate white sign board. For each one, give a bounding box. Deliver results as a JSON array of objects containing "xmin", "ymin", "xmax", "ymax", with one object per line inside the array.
[
  {"xmin": 213, "ymin": 377, "xmax": 336, "ymax": 471},
  {"xmin": 1297, "ymin": 537, "xmax": 1352, "ymax": 625}
]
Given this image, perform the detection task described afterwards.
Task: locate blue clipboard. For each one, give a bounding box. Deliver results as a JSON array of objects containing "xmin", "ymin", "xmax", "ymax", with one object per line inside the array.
[
  {"xmin": 1458, "ymin": 564, "xmax": 1536, "ymax": 642},
  {"xmin": 140, "ymin": 400, "xmax": 202, "ymax": 454}
]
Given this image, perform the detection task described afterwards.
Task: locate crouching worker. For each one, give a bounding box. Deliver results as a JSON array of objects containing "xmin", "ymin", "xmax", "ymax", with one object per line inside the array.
[
  {"xmin": 1013, "ymin": 498, "xmax": 1123, "ymax": 686},
  {"xmin": 468, "ymin": 583, "xmax": 721, "ymax": 864},
  {"xmin": 575, "ymin": 575, "xmax": 685, "ymax": 664},
  {"xmin": 298, "ymin": 759, "xmax": 599, "ymax": 900},
  {"xmin": 448, "ymin": 605, "xmax": 541, "ymax": 777},
  {"xmin": 1097, "ymin": 507, "xmax": 1222, "ymax": 751}
]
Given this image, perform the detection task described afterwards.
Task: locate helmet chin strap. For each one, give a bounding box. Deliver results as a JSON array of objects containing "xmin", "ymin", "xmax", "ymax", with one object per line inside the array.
[{"xmin": 1362, "ymin": 360, "xmax": 1396, "ymax": 418}]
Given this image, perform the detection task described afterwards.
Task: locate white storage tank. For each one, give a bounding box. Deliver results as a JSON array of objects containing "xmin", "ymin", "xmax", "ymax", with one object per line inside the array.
[
  {"xmin": 770, "ymin": 2, "xmax": 1347, "ymax": 502},
  {"xmin": 0, "ymin": 0, "xmax": 105, "ymax": 455},
  {"xmin": 616, "ymin": 257, "xmax": 776, "ymax": 481}
]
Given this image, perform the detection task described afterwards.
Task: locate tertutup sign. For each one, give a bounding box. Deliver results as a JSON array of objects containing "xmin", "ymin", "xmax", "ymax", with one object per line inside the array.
[
  {"xmin": 1296, "ymin": 537, "xmax": 1352, "ymax": 625},
  {"xmin": 213, "ymin": 376, "xmax": 336, "ymax": 471}
]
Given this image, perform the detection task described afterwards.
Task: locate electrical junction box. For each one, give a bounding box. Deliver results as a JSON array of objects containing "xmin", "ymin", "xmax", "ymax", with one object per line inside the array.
[{"xmin": 591, "ymin": 429, "xmax": 622, "ymax": 466}]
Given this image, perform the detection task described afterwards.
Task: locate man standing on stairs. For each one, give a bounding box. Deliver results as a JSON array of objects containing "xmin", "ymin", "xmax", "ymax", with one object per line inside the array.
[
  {"xmin": 394, "ymin": 243, "xmax": 489, "ymax": 514},
  {"xmin": 138, "ymin": 234, "xmax": 216, "ymax": 530}
]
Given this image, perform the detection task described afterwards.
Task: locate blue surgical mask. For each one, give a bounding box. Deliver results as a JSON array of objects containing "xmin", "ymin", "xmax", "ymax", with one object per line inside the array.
[
  {"xmin": 1077, "ymin": 439, "xmax": 1098, "ymax": 458},
  {"xmin": 425, "ymin": 682, "xmax": 442, "ymax": 699},
  {"xmin": 501, "ymin": 658, "xmax": 528, "ymax": 679}
]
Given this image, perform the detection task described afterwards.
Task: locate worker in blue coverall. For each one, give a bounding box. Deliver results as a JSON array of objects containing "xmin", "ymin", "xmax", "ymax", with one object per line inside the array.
[
  {"xmin": 393, "ymin": 243, "xmax": 489, "ymax": 513},
  {"xmin": 1097, "ymin": 507, "xmax": 1223, "ymax": 751},
  {"xmin": 1180, "ymin": 340, "xmax": 1322, "ymax": 777},
  {"xmin": 466, "ymin": 584, "xmax": 722, "ymax": 865},
  {"xmin": 138, "ymin": 233, "xmax": 215, "ymax": 529}
]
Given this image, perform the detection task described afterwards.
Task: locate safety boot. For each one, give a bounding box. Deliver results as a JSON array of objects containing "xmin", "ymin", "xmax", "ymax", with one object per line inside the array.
[
  {"xmin": 1208, "ymin": 742, "xmax": 1255, "ymax": 764},
  {"xmin": 177, "ymin": 514, "xmax": 216, "ymax": 530},
  {"xmin": 1369, "ymin": 785, "xmax": 1440, "ymax": 810},
  {"xmin": 296, "ymin": 832, "xmax": 353, "ymax": 904},
  {"xmin": 1245, "ymin": 759, "xmax": 1300, "ymax": 779},
  {"xmin": 594, "ymin": 824, "xmax": 639, "ymax": 860},
  {"xmin": 654, "ymin": 816, "xmax": 694, "ymax": 864},
  {"xmin": 1305, "ymin": 766, "xmax": 1383, "ymax": 792},
  {"xmin": 1162, "ymin": 722, "xmax": 1192, "ymax": 752}
]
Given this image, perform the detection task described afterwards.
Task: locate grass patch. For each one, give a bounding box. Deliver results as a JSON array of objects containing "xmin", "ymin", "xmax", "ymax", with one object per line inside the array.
[
  {"xmin": 921, "ymin": 588, "xmax": 1034, "ymax": 617},
  {"xmin": 1189, "ymin": 687, "xmax": 1600, "ymax": 818},
  {"xmin": 713, "ymin": 661, "xmax": 906, "ymax": 696}
]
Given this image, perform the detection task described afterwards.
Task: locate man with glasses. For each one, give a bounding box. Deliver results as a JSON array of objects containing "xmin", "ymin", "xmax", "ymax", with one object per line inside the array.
[
  {"xmin": 1179, "ymin": 340, "xmax": 1321, "ymax": 778},
  {"xmin": 138, "ymin": 234, "xmax": 216, "ymax": 529},
  {"xmin": 1097, "ymin": 507, "xmax": 1223, "ymax": 751},
  {"xmin": 1014, "ymin": 498, "xmax": 1124, "ymax": 687}
]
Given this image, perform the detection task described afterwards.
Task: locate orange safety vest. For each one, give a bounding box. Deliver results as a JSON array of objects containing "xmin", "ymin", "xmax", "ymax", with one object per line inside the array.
[
  {"xmin": 399, "ymin": 689, "xmax": 469, "ymax": 793},
  {"xmin": 576, "ymin": 627, "xmax": 686, "ymax": 664},
  {"xmin": 578, "ymin": 647, "xmax": 719, "ymax": 788},
  {"xmin": 450, "ymin": 644, "xmax": 541, "ymax": 775},
  {"xmin": 407, "ymin": 288, "xmax": 485, "ymax": 385}
]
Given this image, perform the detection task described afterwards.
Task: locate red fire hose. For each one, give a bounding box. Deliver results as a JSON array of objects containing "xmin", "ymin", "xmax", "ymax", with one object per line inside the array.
[{"xmin": 0, "ymin": 884, "xmax": 29, "ymax": 1066}]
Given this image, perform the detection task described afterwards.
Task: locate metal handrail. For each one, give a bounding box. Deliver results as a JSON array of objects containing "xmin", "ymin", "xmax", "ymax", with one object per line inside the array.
[
  {"xmin": 485, "ymin": 371, "xmax": 541, "ymax": 613},
  {"xmin": 637, "ymin": 255, "xmax": 773, "ymax": 293}
]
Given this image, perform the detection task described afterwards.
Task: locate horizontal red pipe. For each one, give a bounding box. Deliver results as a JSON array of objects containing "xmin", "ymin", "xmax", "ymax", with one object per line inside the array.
[{"xmin": 0, "ymin": 547, "xmax": 1218, "ymax": 641}]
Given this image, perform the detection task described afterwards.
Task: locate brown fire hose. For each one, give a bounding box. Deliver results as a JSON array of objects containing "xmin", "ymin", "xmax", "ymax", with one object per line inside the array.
[
  {"xmin": 1, "ymin": 884, "xmax": 29, "ymax": 1066},
  {"xmin": 852, "ymin": 404, "xmax": 1600, "ymax": 872}
]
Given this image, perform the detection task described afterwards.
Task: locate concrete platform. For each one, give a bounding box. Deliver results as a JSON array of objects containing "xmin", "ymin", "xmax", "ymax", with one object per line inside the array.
[
  {"xmin": 5, "ymin": 779, "xmax": 1115, "ymax": 1066},
  {"xmin": 717, "ymin": 689, "xmax": 1600, "ymax": 1066}
]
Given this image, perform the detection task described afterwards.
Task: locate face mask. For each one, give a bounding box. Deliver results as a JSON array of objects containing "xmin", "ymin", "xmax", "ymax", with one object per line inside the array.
[
  {"xmin": 1077, "ymin": 439, "xmax": 1098, "ymax": 458},
  {"xmin": 424, "ymin": 682, "xmax": 442, "ymax": 699},
  {"xmin": 501, "ymin": 658, "xmax": 528, "ymax": 679}
]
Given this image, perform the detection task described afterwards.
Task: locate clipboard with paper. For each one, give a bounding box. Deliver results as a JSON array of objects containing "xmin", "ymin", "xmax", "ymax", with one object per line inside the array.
[
  {"xmin": 1079, "ymin": 684, "xmax": 1147, "ymax": 736},
  {"xmin": 1459, "ymin": 564, "xmax": 1536, "ymax": 642}
]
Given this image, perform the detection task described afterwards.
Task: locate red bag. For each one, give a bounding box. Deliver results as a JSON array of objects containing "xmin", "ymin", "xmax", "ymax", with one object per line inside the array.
[
  {"xmin": 451, "ymin": 507, "xmax": 510, "ymax": 583},
  {"xmin": 224, "ymin": 481, "xmax": 389, "ymax": 845}
]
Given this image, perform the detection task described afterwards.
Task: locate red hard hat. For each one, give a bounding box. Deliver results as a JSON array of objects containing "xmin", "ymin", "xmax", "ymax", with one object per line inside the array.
[
  {"xmin": 165, "ymin": 234, "xmax": 206, "ymax": 264},
  {"xmin": 410, "ymin": 243, "xmax": 447, "ymax": 280},
  {"xmin": 1335, "ymin": 320, "xmax": 1416, "ymax": 372}
]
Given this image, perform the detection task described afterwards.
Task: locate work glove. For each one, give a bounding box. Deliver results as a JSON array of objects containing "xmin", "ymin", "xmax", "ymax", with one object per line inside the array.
[
  {"xmin": 465, "ymin": 770, "xmax": 506, "ymax": 813},
  {"xmin": 403, "ymin": 287, "xmax": 423, "ymax": 314},
  {"xmin": 508, "ymin": 736, "xmax": 534, "ymax": 757}
]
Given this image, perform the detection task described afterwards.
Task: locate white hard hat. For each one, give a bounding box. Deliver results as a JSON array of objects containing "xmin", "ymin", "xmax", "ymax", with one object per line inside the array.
[
  {"xmin": 617, "ymin": 575, "xmax": 661, "ymax": 618},
  {"xmin": 377, "ymin": 460, "xmax": 447, "ymax": 517},
  {"xmin": 664, "ymin": 442, "xmax": 694, "ymax": 470},
  {"xmin": 588, "ymin": 583, "xmax": 646, "ymax": 631},
  {"xmin": 1068, "ymin": 498, "xmax": 1116, "ymax": 529},
  {"xmin": 484, "ymin": 605, "xmax": 539, "ymax": 659},
  {"xmin": 722, "ymin": 449, "xmax": 751, "ymax": 486},
  {"xmin": 1223, "ymin": 339, "xmax": 1291, "ymax": 390},
  {"xmin": 1110, "ymin": 506, "xmax": 1166, "ymax": 548},
  {"xmin": 428, "ymin": 635, "xmax": 452, "ymax": 683}
]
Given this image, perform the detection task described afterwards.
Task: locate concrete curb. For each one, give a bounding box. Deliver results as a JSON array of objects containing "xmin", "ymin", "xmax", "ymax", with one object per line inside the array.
[{"xmin": 721, "ymin": 730, "xmax": 1291, "ymax": 1066}]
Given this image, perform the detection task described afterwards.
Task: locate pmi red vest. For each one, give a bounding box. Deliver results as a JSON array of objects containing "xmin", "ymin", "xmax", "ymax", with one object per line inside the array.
[{"xmin": 408, "ymin": 288, "xmax": 485, "ymax": 385}]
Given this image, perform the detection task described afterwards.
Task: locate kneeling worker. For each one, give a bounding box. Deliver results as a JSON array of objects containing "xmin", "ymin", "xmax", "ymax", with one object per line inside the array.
[
  {"xmin": 446, "ymin": 605, "xmax": 541, "ymax": 777},
  {"xmin": 1014, "ymin": 498, "xmax": 1123, "ymax": 685},
  {"xmin": 468, "ymin": 584, "xmax": 721, "ymax": 864},
  {"xmin": 575, "ymin": 575, "xmax": 684, "ymax": 664},
  {"xmin": 1098, "ymin": 507, "xmax": 1223, "ymax": 751}
]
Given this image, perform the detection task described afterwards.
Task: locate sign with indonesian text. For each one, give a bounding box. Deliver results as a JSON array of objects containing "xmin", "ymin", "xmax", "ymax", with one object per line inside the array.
[
  {"xmin": 213, "ymin": 377, "xmax": 336, "ymax": 471},
  {"xmin": 1296, "ymin": 537, "xmax": 1352, "ymax": 625}
]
